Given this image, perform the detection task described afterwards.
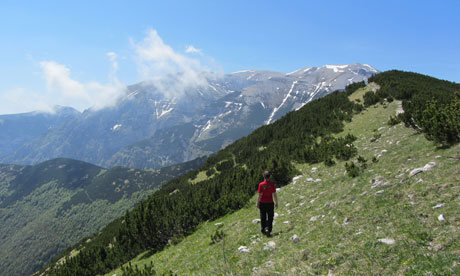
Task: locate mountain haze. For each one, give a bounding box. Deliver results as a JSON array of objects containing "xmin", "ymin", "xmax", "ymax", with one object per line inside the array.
[{"xmin": 0, "ymin": 63, "xmax": 377, "ymax": 169}]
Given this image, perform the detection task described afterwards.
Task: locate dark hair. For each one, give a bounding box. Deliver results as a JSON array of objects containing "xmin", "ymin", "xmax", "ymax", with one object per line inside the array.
[{"xmin": 263, "ymin": 170, "xmax": 271, "ymax": 179}]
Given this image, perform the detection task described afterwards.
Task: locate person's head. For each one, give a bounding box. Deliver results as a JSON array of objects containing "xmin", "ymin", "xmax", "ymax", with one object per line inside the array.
[{"xmin": 263, "ymin": 170, "xmax": 271, "ymax": 180}]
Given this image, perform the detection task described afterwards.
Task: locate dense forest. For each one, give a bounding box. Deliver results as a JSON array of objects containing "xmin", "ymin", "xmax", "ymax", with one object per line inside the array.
[
  {"xmin": 365, "ymin": 70, "xmax": 460, "ymax": 145},
  {"xmin": 41, "ymin": 70, "xmax": 460, "ymax": 276}
]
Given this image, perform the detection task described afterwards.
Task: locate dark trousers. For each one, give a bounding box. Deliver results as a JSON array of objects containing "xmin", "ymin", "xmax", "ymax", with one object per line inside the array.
[{"xmin": 259, "ymin": 202, "xmax": 274, "ymax": 233}]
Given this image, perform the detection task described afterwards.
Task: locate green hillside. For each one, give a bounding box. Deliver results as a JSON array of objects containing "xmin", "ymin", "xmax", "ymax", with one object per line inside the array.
[
  {"xmin": 0, "ymin": 157, "xmax": 205, "ymax": 276},
  {"xmin": 107, "ymin": 91, "xmax": 459, "ymax": 275},
  {"xmin": 40, "ymin": 70, "xmax": 460, "ymax": 276}
]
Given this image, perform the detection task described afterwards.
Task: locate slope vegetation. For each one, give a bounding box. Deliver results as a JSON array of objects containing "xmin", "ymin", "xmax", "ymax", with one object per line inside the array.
[
  {"xmin": 0, "ymin": 157, "xmax": 205, "ymax": 276},
  {"xmin": 42, "ymin": 70, "xmax": 460, "ymax": 276},
  {"xmin": 108, "ymin": 84, "xmax": 460, "ymax": 276}
]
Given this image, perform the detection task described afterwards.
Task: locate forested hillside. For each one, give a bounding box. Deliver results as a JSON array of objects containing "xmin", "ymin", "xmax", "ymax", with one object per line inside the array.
[
  {"xmin": 0, "ymin": 157, "xmax": 205, "ymax": 276},
  {"xmin": 40, "ymin": 70, "xmax": 460, "ymax": 276}
]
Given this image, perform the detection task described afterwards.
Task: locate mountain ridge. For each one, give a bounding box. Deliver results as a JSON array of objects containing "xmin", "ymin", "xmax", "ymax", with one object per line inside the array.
[{"xmin": 0, "ymin": 63, "xmax": 377, "ymax": 170}]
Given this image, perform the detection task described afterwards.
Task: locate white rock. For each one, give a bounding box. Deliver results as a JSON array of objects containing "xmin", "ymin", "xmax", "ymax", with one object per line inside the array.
[
  {"xmin": 307, "ymin": 178, "xmax": 314, "ymax": 182},
  {"xmin": 381, "ymin": 149, "xmax": 388, "ymax": 153},
  {"xmin": 376, "ymin": 190, "xmax": 385, "ymax": 194},
  {"xmin": 433, "ymin": 203, "xmax": 446, "ymax": 209},
  {"xmin": 315, "ymin": 179, "xmax": 322, "ymax": 182},
  {"xmin": 291, "ymin": 234, "xmax": 300, "ymax": 243},
  {"xmin": 292, "ymin": 175, "xmax": 303, "ymax": 182},
  {"xmin": 274, "ymin": 213, "xmax": 279, "ymax": 219},
  {"xmin": 310, "ymin": 215, "xmax": 320, "ymax": 222},
  {"xmin": 378, "ymin": 238, "xmax": 395, "ymax": 245},
  {"xmin": 214, "ymin": 222, "xmax": 223, "ymax": 226},
  {"xmin": 438, "ymin": 214, "xmax": 445, "ymax": 221},
  {"xmin": 299, "ymin": 195, "xmax": 305, "ymax": 199},
  {"xmin": 285, "ymin": 203, "xmax": 291, "ymax": 207},
  {"xmin": 276, "ymin": 188, "xmax": 281, "ymax": 192},
  {"xmin": 265, "ymin": 260, "xmax": 275, "ymax": 267},
  {"xmin": 435, "ymin": 155, "xmax": 441, "ymax": 159},
  {"xmin": 378, "ymin": 127, "xmax": 385, "ymax": 131},
  {"xmin": 410, "ymin": 161, "xmax": 436, "ymax": 177},
  {"xmin": 396, "ymin": 140, "xmax": 400, "ymax": 145},
  {"xmin": 263, "ymin": 241, "xmax": 276, "ymax": 250},
  {"xmin": 238, "ymin": 246, "xmax": 250, "ymax": 253},
  {"xmin": 417, "ymin": 179, "xmax": 424, "ymax": 183},
  {"xmin": 252, "ymin": 219, "xmax": 260, "ymax": 224},
  {"xmin": 283, "ymin": 221, "xmax": 290, "ymax": 224}
]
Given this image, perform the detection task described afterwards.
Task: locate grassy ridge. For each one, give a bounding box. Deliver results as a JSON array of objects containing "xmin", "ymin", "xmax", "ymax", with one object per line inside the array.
[{"xmin": 107, "ymin": 93, "xmax": 460, "ymax": 275}]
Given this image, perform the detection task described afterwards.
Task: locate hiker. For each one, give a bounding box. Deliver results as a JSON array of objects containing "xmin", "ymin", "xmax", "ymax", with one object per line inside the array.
[{"xmin": 256, "ymin": 170, "xmax": 278, "ymax": 236}]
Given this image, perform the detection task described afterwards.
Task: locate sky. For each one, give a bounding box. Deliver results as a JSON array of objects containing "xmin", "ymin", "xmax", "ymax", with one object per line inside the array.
[{"xmin": 0, "ymin": 0, "xmax": 459, "ymax": 114}]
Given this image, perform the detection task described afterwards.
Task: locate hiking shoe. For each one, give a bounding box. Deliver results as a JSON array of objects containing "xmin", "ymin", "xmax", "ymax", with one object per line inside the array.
[{"xmin": 264, "ymin": 227, "xmax": 270, "ymax": 236}]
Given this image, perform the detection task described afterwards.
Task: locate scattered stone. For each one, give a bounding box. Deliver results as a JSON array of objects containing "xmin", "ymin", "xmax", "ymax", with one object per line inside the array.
[
  {"xmin": 274, "ymin": 213, "xmax": 279, "ymax": 219},
  {"xmin": 238, "ymin": 246, "xmax": 250, "ymax": 253},
  {"xmin": 378, "ymin": 127, "xmax": 385, "ymax": 131},
  {"xmin": 343, "ymin": 217, "xmax": 350, "ymax": 225},
  {"xmin": 381, "ymin": 149, "xmax": 388, "ymax": 153},
  {"xmin": 378, "ymin": 238, "xmax": 395, "ymax": 245},
  {"xmin": 276, "ymin": 188, "xmax": 281, "ymax": 192},
  {"xmin": 311, "ymin": 167, "xmax": 318, "ymax": 173},
  {"xmin": 409, "ymin": 162, "xmax": 437, "ymax": 177},
  {"xmin": 432, "ymin": 203, "xmax": 446, "ymax": 209},
  {"xmin": 299, "ymin": 195, "xmax": 305, "ymax": 199},
  {"xmin": 310, "ymin": 215, "xmax": 320, "ymax": 222},
  {"xmin": 283, "ymin": 221, "xmax": 290, "ymax": 224},
  {"xmin": 396, "ymin": 140, "xmax": 400, "ymax": 145},
  {"xmin": 265, "ymin": 260, "xmax": 275, "ymax": 267},
  {"xmin": 408, "ymin": 194, "xmax": 415, "ymax": 201},
  {"xmin": 417, "ymin": 179, "xmax": 424, "ymax": 183},
  {"xmin": 291, "ymin": 234, "xmax": 300, "ymax": 243},
  {"xmin": 263, "ymin": 241, "xmax": 276, "ymax": 250},
  {"xmin": 360, "ymin": 191, "xmax": 367, "ymax": 196},
  {"xmin": 438, "ymin": 214, "xmax": 445, "ymax": 221},
  {"xmin": 435, "ymin": 155, "xmax": 442, "ymax": 159},
  {"xmin": 214, "ymin": 222, "xmax": 223, "ymax": 226},
  {"xmin": 292, "ymin": 175, "xmax": 303, "ymax": 182},
  {"xmin": 315, "ymin": 179, "xmax": 322, "ymax": 182},
  {"xmin": 310, "ymin": 198, "xmax": 317, "ymax": 204},
  {"xmin": 252, "ymin": 219, "xmax": 260, "ymax": 224},
  {"xmin": 299, "ymin": 202, "xmax": 305, "ymax": 206},
  {"xmin": 376, "ymin": 190, "xmax": 385, "ymax": 194}
]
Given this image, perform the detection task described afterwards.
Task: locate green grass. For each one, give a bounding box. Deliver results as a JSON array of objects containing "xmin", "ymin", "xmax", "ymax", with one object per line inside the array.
[{"xmin": 107, "ymin": 99, "xmax": 460, "ymax": 276}]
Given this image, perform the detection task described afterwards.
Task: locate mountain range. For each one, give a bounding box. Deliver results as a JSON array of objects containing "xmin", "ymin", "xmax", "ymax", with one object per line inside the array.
[{"xmin": 0, "ymin": 63, "xmax": 378, "ymax": 170}]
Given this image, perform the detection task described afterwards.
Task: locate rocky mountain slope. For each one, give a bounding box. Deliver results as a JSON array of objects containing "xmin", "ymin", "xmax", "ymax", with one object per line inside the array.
[
  {"xmin": 37, "ymin": 70, "xmax": 460, "ymax": 276},
  {"xmin": 0, "ymin": 63, "xmax": 377, "ymax": 169},
  {"xmin": 105, "ymin": 85, "xmax": 460, "ymax": 276},
  {"xmin": 0, "ymin": 156, "xmax": 205, "ymax": 276}
]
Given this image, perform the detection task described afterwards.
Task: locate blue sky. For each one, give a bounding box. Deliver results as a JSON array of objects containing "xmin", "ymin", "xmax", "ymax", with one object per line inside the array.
[{"xmin": 1, "ymin": 0, "xmax": 459, "ymax": 114}]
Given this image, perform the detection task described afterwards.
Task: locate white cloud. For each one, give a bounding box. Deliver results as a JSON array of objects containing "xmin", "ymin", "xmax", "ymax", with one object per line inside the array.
[
  {"xmin": 132, "ymin": 29, "xmax": 212, "ymax": 98},
  {"xmin": 185, "ymin": 45, "xmax": 202, "ymax": 54},
  {"xmin": 39, "ymin": 60, "xmax": 125, "ymax": 111}
]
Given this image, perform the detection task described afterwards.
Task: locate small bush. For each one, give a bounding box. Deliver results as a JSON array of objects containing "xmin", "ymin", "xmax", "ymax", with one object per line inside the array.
[
  {"xmin": 387, "ymin": 115, "xmax": 402, "ymax": 126},
  {"xmin": 345, "ymin": 162, "xmax": 360, "ymax": 177},
  {"xmin": 324, "ymin": 157, "xmax": 336, "ymax": 167}
]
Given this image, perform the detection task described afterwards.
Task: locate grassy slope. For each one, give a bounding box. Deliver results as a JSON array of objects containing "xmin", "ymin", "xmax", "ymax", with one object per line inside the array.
[{"xmin": 107, "ymin": 88, "xmax": 460, "ymax": 275}]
